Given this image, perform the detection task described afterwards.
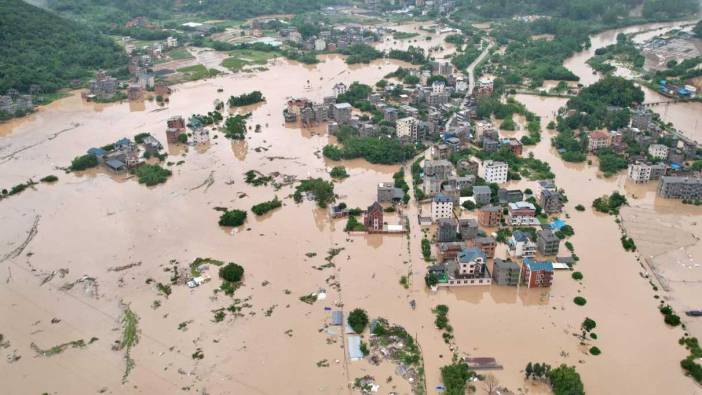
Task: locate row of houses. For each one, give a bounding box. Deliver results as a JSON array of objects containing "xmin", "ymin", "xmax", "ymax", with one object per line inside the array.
[{"xmin": 429, "ymin": 247, "xmax": 556, "ymax": 288}]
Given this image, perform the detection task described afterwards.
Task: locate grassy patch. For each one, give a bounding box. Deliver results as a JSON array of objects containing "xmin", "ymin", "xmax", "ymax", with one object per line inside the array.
[
  {"xmin": 222, "ymin": 49, "xmax": 276, "ymax": 72},
  {"xmin": 176, "ymin": 64, "xmax": 220, "ymax": 81},
  {"xmin": 167, "ymin": 48, "xmax": 193, "ymax": 60}
]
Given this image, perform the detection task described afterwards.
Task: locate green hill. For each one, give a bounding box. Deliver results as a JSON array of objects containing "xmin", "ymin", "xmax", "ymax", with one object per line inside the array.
[{"xmin": 0, "ymin": 0, "xmax": 126, "ymax": 94}]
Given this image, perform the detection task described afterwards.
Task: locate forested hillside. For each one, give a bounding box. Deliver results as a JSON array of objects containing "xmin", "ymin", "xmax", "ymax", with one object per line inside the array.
[
  {"xmin": 0, "ymin": 0, "xmax": 126, "ymax": 94},
  {"xmin": 460, "ymin": 0, "xmax": 698, "ymax": 20},
  {"xmin": 45, "ymin": 0, "xmax": 342, "ymax": 24}
]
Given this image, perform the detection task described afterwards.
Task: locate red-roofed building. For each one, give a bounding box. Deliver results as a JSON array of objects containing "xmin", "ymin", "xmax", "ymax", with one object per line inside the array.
[
  {"xmin": 587, "ymin": 130, "xmax": 611, "ymax": 152},
  {"xmin": 364, "ymin": 202, "xmax": 384, "ymax": 232}
]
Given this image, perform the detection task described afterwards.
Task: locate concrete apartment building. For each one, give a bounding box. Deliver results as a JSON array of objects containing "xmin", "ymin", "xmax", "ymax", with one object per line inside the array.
[
  {"xmin": 508, "ymin": 231, "xmax": 537, "ymax": 259},
  {"xmin": 507, "ymin": 201, "xmax": 537, "ymax": 226},
  {"xmin": 537, "ymin": 229, "xmax": 560, "ymax": 256},
  {"xmin": 492, "ymin": 258, "xmax": 521, "ymax": 286},
  {"xmin": 431, "ymin": 193, "xmax": 454, "ymax": 222},
  {"xmin": 627, "ymin": 161, "xmax": 667, "ymax": 183},
  {"xmin": 539, "ymin": 189, "xmax": 563, "ymax": 214},
  {"xmin": 587, "ymin": 130, "xmax": 611, "ymax": 152},
  {"xmin": 458, "ymin": 218, "xmax": 478, "ymax": 240},
  {"xmin": 332, "ymin": 102, "xmax": 352, "ymax": 124},
  {"xmin": 480, "ymin": 161, "xmax": 508, "ymax": 184},
  {"xmin": 437, "ymin": 218, "xmax": 458, "ymax": 242},
  {"xmin": 657, "ymin": 176, "xmax": 702, "ymax": 200},
  {"xmin": 473, "ymin": 185, "xmax": 492, "ymax": 205},
  {"xmin": 648, "ymin": 144, "xmax": 669, "ymax": 160},
  {"xmin": 477, "ymin": 204, "xmax": 501, "ymax": 227},
  {"xmin": 522, "ymin": 259, "xmax": 554, "ymax": 288},
  {"xmin": 396, "ymin": 117, "xmax": 419, "ymax": 140},
  {"xmin": 377, "ymin": 182, "xmax": 404, "ymax": 203}
]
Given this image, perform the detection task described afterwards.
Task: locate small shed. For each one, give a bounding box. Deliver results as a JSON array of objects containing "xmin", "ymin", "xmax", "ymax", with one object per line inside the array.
[
  {"xmin": 331, "ymin": 311, "xmax": 343, "ymax": 326},
  {"xmin": 105, "ymin": 159, "xmax": 126, "ymax": 171},
  {"xmin": 347, "ymin": 335, "xmax": 363, "ymax": 361}
]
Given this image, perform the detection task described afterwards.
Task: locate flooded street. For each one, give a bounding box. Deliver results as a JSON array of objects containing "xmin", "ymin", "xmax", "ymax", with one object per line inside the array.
[{"xmin": 1, "ymin": 19, "xmax": 701, "ymax": 395}]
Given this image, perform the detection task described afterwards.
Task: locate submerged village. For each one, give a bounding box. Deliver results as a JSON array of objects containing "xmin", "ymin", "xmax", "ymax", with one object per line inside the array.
[{"xmin": 3, "ymin": 1, "xmax": 702, "ymax": 394}]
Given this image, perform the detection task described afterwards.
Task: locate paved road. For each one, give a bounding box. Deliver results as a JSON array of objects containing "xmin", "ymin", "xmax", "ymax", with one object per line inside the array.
[{"xmin": 444, "ymin": 41, "xmax": 494, "ymax": 132}]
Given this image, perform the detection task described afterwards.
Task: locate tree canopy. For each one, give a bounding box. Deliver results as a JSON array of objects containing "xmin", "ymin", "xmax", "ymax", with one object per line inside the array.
[{"xmin": 0, "ymin": 0, "xmax": 127, "ymax": 94}]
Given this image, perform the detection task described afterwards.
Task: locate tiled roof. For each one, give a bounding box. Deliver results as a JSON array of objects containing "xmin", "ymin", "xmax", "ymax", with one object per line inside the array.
[
  {"xmin": 523, "ymin": 258, "xmax": 553, "ymax": 272},
  {"xmin": 457, "ymin": 247, "xmax": 485, "ymax": 263}
]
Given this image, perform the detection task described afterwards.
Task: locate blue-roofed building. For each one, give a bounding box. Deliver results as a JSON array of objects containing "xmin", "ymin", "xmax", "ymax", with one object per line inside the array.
[
  {"xmin": 522, "ymin": 258, "xmax": 554, "ymax": 288},
  {"xmin": 114, "ymin": 137, "xmax": 132, "ymax": 149},
  {"xmin": 550, "ymin": 218, "xmax": 566, "ymax": 231},
  {"xmin": 437, "ymin": 247, "xmax": 491, "ymax": 287},
  {"xmin": 87, "ymin": 147, "xmax": 106, "ymax": 158},
  {"xmin": 105, "ymin": 159, "xmax": 126, "ymax": 171}
]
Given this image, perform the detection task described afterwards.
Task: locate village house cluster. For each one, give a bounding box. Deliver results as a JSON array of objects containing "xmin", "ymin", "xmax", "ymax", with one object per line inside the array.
[
  {"xmin": 576, "ymin": 107, "xmax": 702, "ymax": 201},
  {"xmin": 86, "ymin": 134, "xmax": 163, "ymax": 172}
]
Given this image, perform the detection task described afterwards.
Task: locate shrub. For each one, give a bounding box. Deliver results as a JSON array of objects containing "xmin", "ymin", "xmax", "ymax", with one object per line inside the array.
[
  {"xmin": 177, "ymin": 133, "xmax": 188, "ymax": 143},
  {"xmin": 573, "ymin": 296, "xmax": 587, "ymax": 306},
  {"xmin": 329, "ymin": 166, "xmax": 349, "ymax": 179},
  {"xmin": 348, "ymin": 308, "xmax": 369, "ymax": 333},
  {"xmin": 134, "ymin": 164, "xmax": 172, "ymax": 186},
  {"xmin": 571, "ymin": 271, "xmax": 583, "ymax": 280},
  {"xmin": 575, "ymin": 204, "xmax": 585, "ymax": 211},
  {"xmin": 40, "ymin": 175, "xmax": 58, "ymax": 183},
  {"xmin": 70, "ymin": 154, "xmax": 98, "ymax": 171},
  {"xmin": 462, "ymin": 200, "xmax": 476, "ymax": 210},
  {"xmin": 425, "ymin": 272, "xmax": 439, "ymax": 287},
  {"xmin": 219, "ymin": 262, "xmax": 244, "ymax": 283},
  {"xmin": 251, "ymin": 197, "xmax": 282, "ymax": 215},
  {"xmin": 219, "ymin": 209, "xmax": 247, "ymax": 226},
  {"xmin": 589, "ymin": 346, "xmax": 601, "ymax": 355}
]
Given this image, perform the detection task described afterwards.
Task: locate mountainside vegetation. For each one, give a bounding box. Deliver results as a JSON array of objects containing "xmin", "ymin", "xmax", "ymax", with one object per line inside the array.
[
  {"xmin": 0, "ymin": 0, "xmax": 126, "ymax": 94},
  {"xmin": 45, "ymin": 0, "xmax": 340, "ymax": 24}
]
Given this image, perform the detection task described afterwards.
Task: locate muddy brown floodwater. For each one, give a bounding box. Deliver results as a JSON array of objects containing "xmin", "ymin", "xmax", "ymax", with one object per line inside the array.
[{"xmin": 0, "ymin": 21, "xmax": 700, "ymax": 395}]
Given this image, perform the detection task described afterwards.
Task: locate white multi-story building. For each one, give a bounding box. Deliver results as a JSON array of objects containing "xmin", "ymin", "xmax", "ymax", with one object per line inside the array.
[
  {"xmin": 166, "ymin": 36, "xmax": 178, "ymax": 47},
  {"xmin": 396, "ymin": 117, "xmax": 418, "ymax": 140},
  {"xmin": 479, "ymin": 160, "xmax": 508, "ymax": 184},
  {"xmin": 473, "ymin": 120, "xmax": 495, "ymax": 141},
  {"xmin": 648, "ymin": 144, "xmax": 669, "ymax": 160},
  {"xmin": 455, "ymin": 77, "xmax": 468, "ymax": 93},
  {"xmin": 432, "ymin": 81, "xmax": 445, "ymax": 94},
  {"xmin": 431, "ymin": 193, "xmax": 454, "ymax": 222},
  {"xmin": 332, "ymin": 82, "xmax": 347, "ymax": 97},
  {"xmin": 627, "ymin": 161, "xmax": 667, "ymax": 183},
  {"xmin": 314, "ymin": 38, "xmax": 326, "ymax": 51}
]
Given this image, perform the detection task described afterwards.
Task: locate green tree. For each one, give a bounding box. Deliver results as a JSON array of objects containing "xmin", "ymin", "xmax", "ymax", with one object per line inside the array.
[
  {"xmin": 548, "ymin": 364, "xmax": 585, "ymax": 395},
  {"xmin": 219, "ymin": 262, "xmax": 244, "ymax": 283},
  {"xmin": 440, "ymin": 362, "xmax": 474, "ymax": 395},
  {"xmin": 70, "ymin": 154, "xmax": 98, "ymax": 171},
  {"xmin": 347, "ymin": 308, "xmax": 369, "ymax": 333},
  {"xmin": 219, "ymin": 209, "xmax": 247, "ymax": 227}
]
